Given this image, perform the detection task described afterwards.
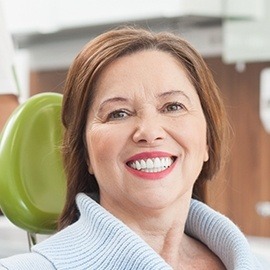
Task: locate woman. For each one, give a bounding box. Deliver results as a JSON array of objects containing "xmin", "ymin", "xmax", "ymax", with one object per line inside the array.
[{"xmin": 0, "ymin": 27, "xmax": 262, "ymax": 269}]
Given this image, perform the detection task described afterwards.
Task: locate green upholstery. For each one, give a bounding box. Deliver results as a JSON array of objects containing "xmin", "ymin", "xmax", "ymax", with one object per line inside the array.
[{"xmin": 0, "ymin": 93, "xmax": 66, "ymax": 235}]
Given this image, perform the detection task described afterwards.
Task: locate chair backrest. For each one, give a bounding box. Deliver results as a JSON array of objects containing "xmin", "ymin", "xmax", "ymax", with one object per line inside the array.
[{"xmin": 0, "ymin": 92, "xmax": 66, "ymax": 235}]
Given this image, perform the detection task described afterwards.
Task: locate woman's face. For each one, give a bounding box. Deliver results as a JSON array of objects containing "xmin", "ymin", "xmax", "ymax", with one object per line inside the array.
[{"xmin": 85, "ymin": 50, "xmax": 208, "ymax": 212}]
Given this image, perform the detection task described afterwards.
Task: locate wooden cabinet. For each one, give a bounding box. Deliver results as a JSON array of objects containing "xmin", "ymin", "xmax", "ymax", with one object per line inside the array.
[
  {"xmin": 29, "ymin": 69, "xmax": 67, "ymax": 96},
  {"xmin": 205, "ymin": 57, "xmax": 270, "ymax": 237}
]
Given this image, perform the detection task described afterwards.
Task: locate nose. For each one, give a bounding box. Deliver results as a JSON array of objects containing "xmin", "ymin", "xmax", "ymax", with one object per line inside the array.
[{"xmin": 132, "ymin": 114, "xmax": 166, "ymax": 145}]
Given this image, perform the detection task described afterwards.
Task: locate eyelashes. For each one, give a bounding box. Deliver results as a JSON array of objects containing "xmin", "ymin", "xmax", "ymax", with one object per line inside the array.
[
  {"xmin": 161, "ymin": 102, "xmax": 187, "ymax": 113},
  {"xmin": 105, "ymin": 102, "xmax": 187, "ymax": 122},
  {"xmin": 107, "ymin": 109, "xmax": 132, "ymax": 121}
]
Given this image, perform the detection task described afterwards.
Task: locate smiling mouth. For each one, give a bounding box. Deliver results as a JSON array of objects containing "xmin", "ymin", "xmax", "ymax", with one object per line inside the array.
[{"xmin": 127, "ymin": 156, "xmax": 177, "ymax": 173}]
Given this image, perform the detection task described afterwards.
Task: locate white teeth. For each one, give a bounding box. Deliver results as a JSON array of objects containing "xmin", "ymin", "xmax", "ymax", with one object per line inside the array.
[
  {"xmin": 135, "ymin": 160, "xmax": 141, "ymax": 170},
  {"xmin": 154, "ymin": 157, "xmax": 161, "ymax": 168},
  {"xmin": 128, "ymin": 157, "xmax": 174, "ymax": 173},
  {"xmin": 146, "ymin": 159, "xmax": 154, "ymax": 169},
  {"xmin": 141, "ymin": 159, "xmax": 146, "ymax": 169}
]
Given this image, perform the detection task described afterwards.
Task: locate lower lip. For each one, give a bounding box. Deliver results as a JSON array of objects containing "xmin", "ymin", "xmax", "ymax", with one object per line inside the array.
[{"xmin": 125, "ymin": 159, "xmax": 177, "ymax": 180}]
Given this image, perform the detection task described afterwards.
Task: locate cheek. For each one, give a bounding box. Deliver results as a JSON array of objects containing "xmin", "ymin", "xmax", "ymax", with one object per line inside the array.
[
  {"xmin": 86, "ymin": 126, "xmax": 127, "ymax": 175},
  {"xmin": 171, "ymin": 118, "xmax": 208, "ymax": 155},
  {"xmin": 86, "ymin": 132, "xmax": 109, "ymax": 173}
]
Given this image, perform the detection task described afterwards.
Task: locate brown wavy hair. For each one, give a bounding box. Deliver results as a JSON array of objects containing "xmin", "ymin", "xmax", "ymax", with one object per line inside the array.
[{"xmin": 58, "ymin": 26, "xmax": 228, "ymax": 230}]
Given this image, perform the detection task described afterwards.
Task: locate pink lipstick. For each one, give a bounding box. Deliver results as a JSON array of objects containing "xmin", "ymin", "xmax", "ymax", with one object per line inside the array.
[{"xmin": 125, "ymin": 151, "xmax": 177, "ymax": 180}]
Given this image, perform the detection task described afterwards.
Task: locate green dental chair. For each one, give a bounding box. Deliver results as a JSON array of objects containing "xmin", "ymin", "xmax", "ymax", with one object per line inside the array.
[{"xmin": 0, "ymin": 92, "xmax": 66, "ymax": 249}]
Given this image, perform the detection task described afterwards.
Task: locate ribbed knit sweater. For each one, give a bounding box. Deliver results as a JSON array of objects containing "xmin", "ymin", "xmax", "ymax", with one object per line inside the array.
[{"xmin": 0, "ymin": 193, "xmax": 262, "ymax": 270}]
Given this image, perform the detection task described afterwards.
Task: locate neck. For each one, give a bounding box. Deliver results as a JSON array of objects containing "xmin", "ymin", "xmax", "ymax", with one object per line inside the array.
[
  {"xmin": 133, "ymin": 214, "xmax": 188, "ymax": 267},
  {"xmin": 100, "ymin": 191, "xmax": 192, "ymax": 264}
]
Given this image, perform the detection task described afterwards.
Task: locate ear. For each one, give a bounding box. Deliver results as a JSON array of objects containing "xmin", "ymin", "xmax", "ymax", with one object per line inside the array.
[
  {"xmin": 84, "ymin": 142, "xmax": 94, "ymax": 174},
  {"xmin": 204, "ymin": 145, "xmax": 209, "ymax": 162},
  {"xmin": 85, "ymin": 157, "xmax": 94, "ymax": 175},
  {"xmin": 88, "ymin": 163, "xmax": 94, "ymax": 175}
]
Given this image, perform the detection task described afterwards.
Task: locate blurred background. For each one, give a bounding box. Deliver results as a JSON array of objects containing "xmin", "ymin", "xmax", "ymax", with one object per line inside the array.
[{"xmin": 1, "ymin": 0, "xmax": 270, "ymax": 266}]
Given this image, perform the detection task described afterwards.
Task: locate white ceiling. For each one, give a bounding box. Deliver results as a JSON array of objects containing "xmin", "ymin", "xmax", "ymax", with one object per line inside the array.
[{"xmin": 2, "ymin": 0, "xmax": 269, "ymax": 69}]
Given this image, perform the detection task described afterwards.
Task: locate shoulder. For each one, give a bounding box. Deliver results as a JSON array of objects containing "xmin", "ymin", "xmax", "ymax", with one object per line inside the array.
[{"xmin": 0, "ymin": 252, "xmax": 55, "ymax": 270}]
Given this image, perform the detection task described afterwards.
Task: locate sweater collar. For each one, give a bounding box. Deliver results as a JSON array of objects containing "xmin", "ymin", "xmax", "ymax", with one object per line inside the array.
[
  {"xmin": 34, "ymin": 193, "xmax": 260, "ymax": 269},
  {"xmin": 186, "ymin": 199, "xmax": 259, "ymax": 269}
]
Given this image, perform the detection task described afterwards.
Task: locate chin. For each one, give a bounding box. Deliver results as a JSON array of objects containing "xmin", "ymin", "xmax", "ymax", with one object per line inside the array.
[{"xmin": 133, "ymin": 193, "xmax": 178, "ymax": 210}]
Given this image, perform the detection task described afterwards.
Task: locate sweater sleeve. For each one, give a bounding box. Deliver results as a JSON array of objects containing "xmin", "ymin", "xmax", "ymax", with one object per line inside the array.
[{"xmin": 0, "ymin": 252, "xmax": 56, "ymax": 270}]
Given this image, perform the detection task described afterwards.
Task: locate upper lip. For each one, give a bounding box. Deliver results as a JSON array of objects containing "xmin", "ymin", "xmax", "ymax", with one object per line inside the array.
[{"xmin": 126, "ymin": 151, "xmax": 176, "ymax": 163}]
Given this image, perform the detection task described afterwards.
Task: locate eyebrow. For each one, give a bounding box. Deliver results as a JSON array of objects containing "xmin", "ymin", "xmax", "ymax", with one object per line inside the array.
[
  {"xmin": 98, "ymin": 90, "xmax": 191, "ymax": 112},
  {"xmin": 98, "ymin": 97, "xmax": 128, "ymax": 112},
  {"xmin": 157, "ymin": 90, "xmax": 191, "ymax": 103}
]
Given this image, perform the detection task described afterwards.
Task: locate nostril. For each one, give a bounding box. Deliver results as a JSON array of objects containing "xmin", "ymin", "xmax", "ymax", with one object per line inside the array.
[
  {"xmin": 136, "ymin": 136, "xmax": 164, "ymax": 144},
  {"xmin": 132, "ymin": 126, "xmax": 166, "ymax": 144}
]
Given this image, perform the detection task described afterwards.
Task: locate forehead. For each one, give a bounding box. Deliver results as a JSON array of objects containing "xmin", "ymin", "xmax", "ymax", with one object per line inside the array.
[
  {"xmin": 93, "ymin": 50, "xmax": 197, "ymax": 102},
  {"xmin": 97, "ymin": 50, "xmax": 186, "ymax": 83}
]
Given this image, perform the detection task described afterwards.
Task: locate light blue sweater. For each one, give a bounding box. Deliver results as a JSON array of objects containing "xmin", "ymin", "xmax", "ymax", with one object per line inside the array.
[{"xmin": 0, "ymin": 193, "xmax": 262, "ymax": 269}]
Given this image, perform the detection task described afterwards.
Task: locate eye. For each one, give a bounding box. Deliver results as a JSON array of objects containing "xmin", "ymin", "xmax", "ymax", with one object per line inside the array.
[
  {"xmin": 107, "ymin": 109, "xmax": 130, "ymax": 121},
  {"xmin": 162, "ymin": 102, "xmax": 186, "ymax": 113}
]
